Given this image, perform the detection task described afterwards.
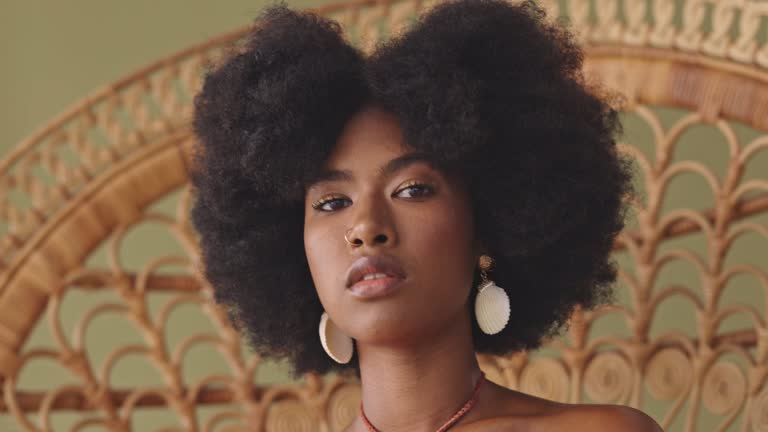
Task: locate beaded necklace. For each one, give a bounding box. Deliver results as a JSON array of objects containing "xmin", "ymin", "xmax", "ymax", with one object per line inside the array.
[{"xmin": 359, "ymin": 371, "xmax": 486, "ymax": 432}]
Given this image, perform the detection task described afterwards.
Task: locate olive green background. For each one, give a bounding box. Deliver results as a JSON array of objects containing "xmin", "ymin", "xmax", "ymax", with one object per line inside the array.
[
  {"xmin": 1, "ymin": 0, "xmax": 339, "ymax": 151},
  {"xmin": 2, "ymin": 1, "xmax": 768, "ymax": 431}
]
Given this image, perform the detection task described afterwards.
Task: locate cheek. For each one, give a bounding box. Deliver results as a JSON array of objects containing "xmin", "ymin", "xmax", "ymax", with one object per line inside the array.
[
  {"xmin": 402, "ymin": 201, "xmax": 476, "ymax": 290},
  {"xmin": 304, "ymin": 224, "xmax": 344, "ymax": 303},
  {"xmin": 406, "ymin": 197, "xmax": 473, "ymax": 250}
]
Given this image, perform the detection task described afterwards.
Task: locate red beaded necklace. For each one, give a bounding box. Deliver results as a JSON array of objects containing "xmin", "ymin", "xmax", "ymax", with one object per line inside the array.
[{"xmin": 359, "ymin": 371, "xmax": 486, "ymax": 432}]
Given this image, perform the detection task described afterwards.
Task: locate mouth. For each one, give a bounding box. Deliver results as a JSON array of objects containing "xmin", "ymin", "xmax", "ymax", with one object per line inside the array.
[
  {"xmin": 348, "ymin": 274, "xmax": 406, "ymax": 299},
  {"xmin": 345, "ymin": 255, "xmax": 406, "ymax": 299}
]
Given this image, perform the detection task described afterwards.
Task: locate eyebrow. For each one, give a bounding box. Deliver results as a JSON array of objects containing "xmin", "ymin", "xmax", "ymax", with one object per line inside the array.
[{"xmin": 306, "ymin": 151, "xmax": 438, "ymax": 190}]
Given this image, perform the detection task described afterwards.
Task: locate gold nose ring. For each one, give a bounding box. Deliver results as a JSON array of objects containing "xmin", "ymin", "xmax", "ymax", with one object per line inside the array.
[{"xmin": 344, "ymin": 229, "xmax": 355, "ymax": 245}]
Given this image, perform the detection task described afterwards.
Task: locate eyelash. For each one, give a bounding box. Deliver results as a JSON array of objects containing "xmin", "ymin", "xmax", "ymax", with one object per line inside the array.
[{"xmin": 311, "ymin": 181, "xmax": 434, "ymax": 212}]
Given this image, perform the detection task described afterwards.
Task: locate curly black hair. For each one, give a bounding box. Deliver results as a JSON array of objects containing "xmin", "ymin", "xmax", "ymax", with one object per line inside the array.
[{"xmin": 189, "ymin": 0, "xmax": 636, "ymax": 378}]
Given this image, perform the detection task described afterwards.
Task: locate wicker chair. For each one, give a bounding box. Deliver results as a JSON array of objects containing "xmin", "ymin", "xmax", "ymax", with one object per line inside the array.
[{"xmin": 2, "ymin": 0, "xmax": 768, "ymax": 430}]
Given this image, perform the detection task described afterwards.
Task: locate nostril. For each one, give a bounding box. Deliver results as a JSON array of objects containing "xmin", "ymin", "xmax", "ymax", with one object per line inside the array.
[{"xmin": 374, "ymin": 234, "xmax": 388, "ymax": 244}]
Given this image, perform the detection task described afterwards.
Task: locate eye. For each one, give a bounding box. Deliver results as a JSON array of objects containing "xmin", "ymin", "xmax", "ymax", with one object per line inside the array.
[
  {"xmin": 395, "ymin": 181, "xmax": 434, "ymax": 199},
  {"xmin": 311, "ymin": 195, "xmax": 350, "ymax": 212}
]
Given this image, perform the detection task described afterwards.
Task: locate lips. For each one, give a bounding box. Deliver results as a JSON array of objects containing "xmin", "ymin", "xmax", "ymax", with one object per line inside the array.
[{"xmin": 345, "ymin": 255, "xmax": 406, "ymax": 289}]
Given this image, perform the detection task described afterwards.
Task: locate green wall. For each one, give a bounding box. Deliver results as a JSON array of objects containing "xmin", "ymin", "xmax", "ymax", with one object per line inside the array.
[{"xmin": 0, "ymin": 0, "xmax": 337, "ymax": 154}]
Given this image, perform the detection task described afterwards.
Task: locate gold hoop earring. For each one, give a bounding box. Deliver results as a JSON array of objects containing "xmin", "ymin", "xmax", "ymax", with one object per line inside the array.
[{"xmin": 474, "ymin": 254, "xmax": 510, "ymax": 335}]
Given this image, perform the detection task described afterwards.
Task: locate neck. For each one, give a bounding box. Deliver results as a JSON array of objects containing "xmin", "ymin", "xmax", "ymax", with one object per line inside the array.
[{"xmin": 354, "ymin": 314, "xmax": 483, "ymax": 432}]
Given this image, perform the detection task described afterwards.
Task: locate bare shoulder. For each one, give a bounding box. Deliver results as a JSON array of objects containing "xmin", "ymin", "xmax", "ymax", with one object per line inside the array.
[
  {"xmin": 455, "ymin": 380, "xmax": 664, "ymax": 432},
  {"xmin": 556, "ymin": 403, "xmax": 664, "ymax": 432},
  {"xmin": 455, "ymin": 383, "xmax": 664, "ymax": 432}
]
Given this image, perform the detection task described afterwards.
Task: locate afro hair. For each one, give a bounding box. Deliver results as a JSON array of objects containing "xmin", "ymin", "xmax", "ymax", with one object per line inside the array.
[{"xmin": 189, "ymin": 0, "xmax": 636, "ymax": 377}]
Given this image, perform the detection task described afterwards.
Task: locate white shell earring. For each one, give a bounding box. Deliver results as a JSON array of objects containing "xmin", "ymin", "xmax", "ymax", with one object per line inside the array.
[
  {"xmin": 474, "ymin": 254, "xmax": 510, "ymax": 335},
  {"xmin": 319, "ymin": 311, "xmax": 354, "ymax": 364}
]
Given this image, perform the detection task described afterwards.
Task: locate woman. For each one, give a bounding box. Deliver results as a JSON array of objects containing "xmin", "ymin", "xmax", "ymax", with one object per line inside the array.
[{"xmin": 189, "ymin": 0, "xmax": 662, "ymax": 430}]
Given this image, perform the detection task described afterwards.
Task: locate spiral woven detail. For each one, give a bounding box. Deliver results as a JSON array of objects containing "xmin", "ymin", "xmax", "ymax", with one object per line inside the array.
[
  {"xmin": 584, "ymin": 352, "xmax": 632, "ymax": 404},
  {"xmin": 702, "ymin": 362, "xmax": 746, "ymax": 416},
  {"xmin": 519, "ymin": 357, "xmax": 570, "ymax": 403},
  {"xmin": 646, "ymin": 348, "xmax": 692, "ymax": 400},
  {"xmin": 265, "ymin": 400, "xmax": 315, "ymax": 432},
  {"xmin": 328, "ymin": 385, "xmax": 361, "ymax": 432}
]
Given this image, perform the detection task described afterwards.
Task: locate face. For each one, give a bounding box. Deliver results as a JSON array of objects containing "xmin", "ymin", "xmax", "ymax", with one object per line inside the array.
[{"xmin": 304, "ymin": 103, "xmax": 480, "ymax": 346}]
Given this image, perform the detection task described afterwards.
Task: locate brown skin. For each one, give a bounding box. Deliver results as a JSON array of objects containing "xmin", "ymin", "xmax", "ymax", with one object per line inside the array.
[{"xmin": 304, "ymin": 104, "xmax": 663, "ymax": 432}]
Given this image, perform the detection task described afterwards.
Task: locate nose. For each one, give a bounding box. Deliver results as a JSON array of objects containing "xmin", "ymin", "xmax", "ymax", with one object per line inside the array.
[{"xmin": 345, "ymin": 195, "xmax": 397, "ymax": 249}]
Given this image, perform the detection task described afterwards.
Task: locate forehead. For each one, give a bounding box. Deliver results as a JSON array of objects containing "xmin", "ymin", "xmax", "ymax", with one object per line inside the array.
[{"xmin": 324, "ymin": 104, "xmax": 411, "ymax": 168}]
